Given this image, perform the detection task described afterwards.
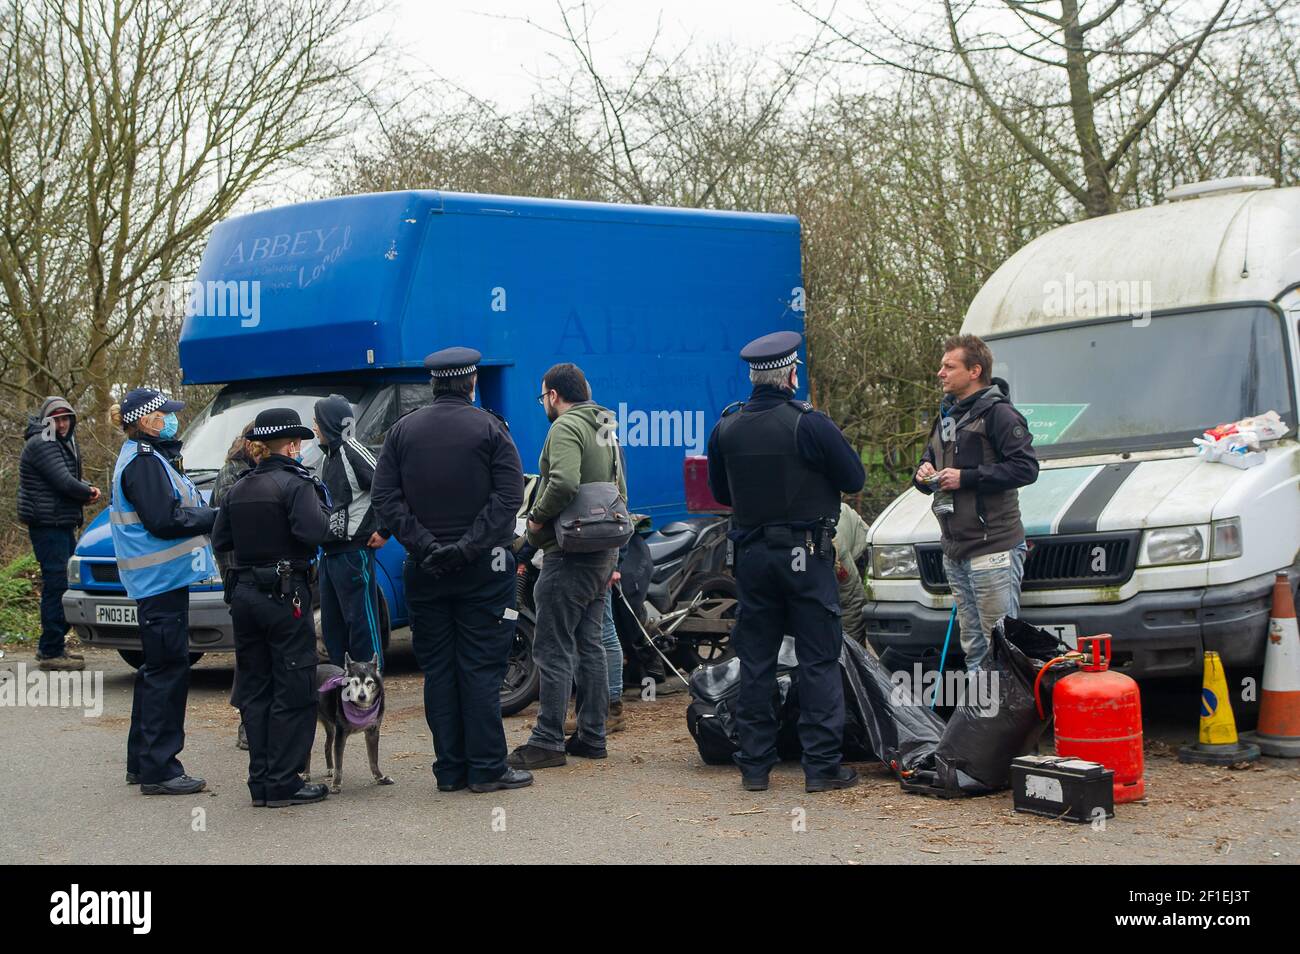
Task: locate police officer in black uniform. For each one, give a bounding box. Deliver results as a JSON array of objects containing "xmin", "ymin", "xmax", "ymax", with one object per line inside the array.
[
  {"xmin": 372, "ymin": 347, "xmax": 530, "ymax": 794},
  {"xmin": 211, "ymin": 408, "xmax": 332, "ymax": 807},
  {"xmin": 707, "ymin": 331, "xmax": 867, "ymax": 793}
]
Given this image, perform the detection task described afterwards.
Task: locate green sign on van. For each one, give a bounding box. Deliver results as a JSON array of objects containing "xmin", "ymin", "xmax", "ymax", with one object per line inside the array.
[{"xmin": 1018, "ymin": 403, "xmax": 1088, "ymax": 445}]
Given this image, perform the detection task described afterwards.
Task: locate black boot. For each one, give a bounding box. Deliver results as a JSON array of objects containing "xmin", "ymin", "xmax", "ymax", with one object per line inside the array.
[
  {"xmin": 469, "ymin": 767, "xmax": 534, "ymax": 793},
  {"xmin": 805, "ymin": 766, "xmax": 859, "ymax": 793},
  {"xmin": 266, "ymin": 782, "xmax": 329, "ymax": 807}
]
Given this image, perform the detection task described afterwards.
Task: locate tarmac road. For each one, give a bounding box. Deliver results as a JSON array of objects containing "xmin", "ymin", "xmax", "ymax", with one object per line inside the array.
[{"xmin": 1, "ymin": 643, "xmax": 1296, "ymax": 865}]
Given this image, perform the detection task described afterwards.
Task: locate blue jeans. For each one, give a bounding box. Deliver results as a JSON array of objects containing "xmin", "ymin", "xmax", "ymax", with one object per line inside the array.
[
  {"xmin": 28, "ymin": 525, "xmax": 76, "ymax": 658},
  {"xmin": 602, "ymin": 589, "xmax": 623, "ymax": 702},
  {"xmin": 942, "ymin": 542, "xmax": 1028, "ymax": 671}
]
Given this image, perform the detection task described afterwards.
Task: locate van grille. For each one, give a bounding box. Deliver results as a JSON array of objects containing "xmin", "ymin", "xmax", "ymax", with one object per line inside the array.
[
  {"xmin": 916, "ymin": 532, "xmax": 1139, "ymax": 593},
  {"xmin": 89, "ymin": 563, "xmax": 122, "ymax": 584}
]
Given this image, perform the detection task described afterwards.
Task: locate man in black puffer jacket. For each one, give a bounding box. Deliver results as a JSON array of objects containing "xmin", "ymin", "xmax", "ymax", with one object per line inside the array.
[{"xmin": 18, "ymin": 396, "xmax": 101, "ymax": 671}]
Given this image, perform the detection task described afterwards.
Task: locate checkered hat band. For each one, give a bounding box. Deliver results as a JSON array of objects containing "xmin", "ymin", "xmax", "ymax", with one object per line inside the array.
[
  {"xmin": 249, "ymin": 424, "xmax": 299, "ymax": 437},
  {"xmin": 748, "ymin": 353, "xmax": 797, "ymax": 370},
  {"xmin": 430, "ymin": 364, "xmax": 477, "ymax": 378},
  {"xmin": 122, "ymin": 394, "xmax": 166, "ymax": 423}
]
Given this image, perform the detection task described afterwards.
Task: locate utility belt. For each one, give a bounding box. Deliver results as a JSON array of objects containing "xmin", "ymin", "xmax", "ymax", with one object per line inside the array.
[
  {"xmin": 727, "ymin": 518, "xmax": 837, "ymax": 564},
  {"xmin": 228, "ymin": 560, "xmax": 315, "ymax": 595}
]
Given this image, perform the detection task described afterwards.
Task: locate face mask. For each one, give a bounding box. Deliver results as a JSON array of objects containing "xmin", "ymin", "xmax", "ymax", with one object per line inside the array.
[{"xmin": 158, "ymin": 412, "xmax": 179, "ymax": 440}]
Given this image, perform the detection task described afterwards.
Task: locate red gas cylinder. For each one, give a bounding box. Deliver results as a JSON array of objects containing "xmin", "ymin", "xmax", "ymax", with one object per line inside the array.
[{"xmin": 1052, "ymin": 634, "xmax": 1145, "ymax": 803}]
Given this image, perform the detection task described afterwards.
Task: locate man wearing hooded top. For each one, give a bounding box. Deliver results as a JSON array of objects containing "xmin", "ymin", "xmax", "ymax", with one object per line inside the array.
[
  {"xmin": 313, "ymin": 394, "xmax": 390, "ymax": 670},
  {"xmin": 18, "ymin": 396, "xmax": 101, "ymax": 671}
]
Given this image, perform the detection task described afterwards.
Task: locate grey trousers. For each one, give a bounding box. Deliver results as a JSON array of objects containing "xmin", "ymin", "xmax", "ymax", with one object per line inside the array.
[{"xmin": 527, "ymin": 548, "xmax": 619, "ymax": 751}]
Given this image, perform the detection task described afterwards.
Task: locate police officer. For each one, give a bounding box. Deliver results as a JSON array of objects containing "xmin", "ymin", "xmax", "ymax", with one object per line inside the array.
[
  {"xmin": 372, "ymin": 347, "xmax": 530, "ymax": 794},
  {"xmin": 211, "ymin": 408, "xmax": 332, "ymax": 807},
  {"xmin": 707, "ymin": 332, "xmax": 867, "ymax": 793},
  {"xmin": 109, "ymin": 388, "xmax": 216, "ymax": 796}
]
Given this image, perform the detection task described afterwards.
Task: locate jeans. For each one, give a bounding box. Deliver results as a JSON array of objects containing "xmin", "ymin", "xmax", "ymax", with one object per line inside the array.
[
  {"xmin": 602, "ymin": 589, "xmax": 623, "ymax": 702},
  {"xmin": 942, "ymin": 541, "xmax": 1028, "ymax": 671},
  {"xmin": 28, "ymin": 525, "xmax": 76, "ymax": 658},
  {"xmin": 528, "ymin": 548, "xmax": 618, "ymax": 751}
]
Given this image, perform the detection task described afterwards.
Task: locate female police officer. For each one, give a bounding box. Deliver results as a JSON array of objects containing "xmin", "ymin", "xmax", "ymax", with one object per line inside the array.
[{"xmin": 109, "ymin": 388, "xmax": 216, "ymax": 796}]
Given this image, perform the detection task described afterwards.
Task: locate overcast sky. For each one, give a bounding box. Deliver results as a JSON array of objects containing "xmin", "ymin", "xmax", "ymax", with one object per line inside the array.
[{"xmin": 372, "ymin": 0, "xmax": 835, "ymax": 111}]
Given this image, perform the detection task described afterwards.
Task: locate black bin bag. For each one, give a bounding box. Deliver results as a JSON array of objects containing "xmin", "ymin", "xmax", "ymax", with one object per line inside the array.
[
  {"xmin": 901, "ymin": 617, "xmax": 1075, "ymax": 797},
  {"xmin": 686, "ymin": 634, "xmax": 946, "ymax": 773}
]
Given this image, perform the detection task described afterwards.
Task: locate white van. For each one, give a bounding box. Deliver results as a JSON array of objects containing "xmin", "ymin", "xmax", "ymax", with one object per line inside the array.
[{"xmin": 863, "ymin": 177, "xmax": 1299, "ymax": 678}]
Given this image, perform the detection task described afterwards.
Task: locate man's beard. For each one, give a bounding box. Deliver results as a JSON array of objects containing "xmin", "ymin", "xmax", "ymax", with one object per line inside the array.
[{"xmin": 545, "ymin": 404, "xmax": 558, "ymax": 422}]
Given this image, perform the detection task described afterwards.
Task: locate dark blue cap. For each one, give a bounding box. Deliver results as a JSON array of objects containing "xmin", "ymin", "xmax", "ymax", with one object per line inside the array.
[
  {"xmin": 120, "ymin": 388, "xmax": 184, "ymax": 424},
  {"xmin": 740, "ymin": 331, "xmax": 803, "ymax": 370},
  {"xmin": 424, "ymin": 346, "xmax": 481, "ymax": 378}
]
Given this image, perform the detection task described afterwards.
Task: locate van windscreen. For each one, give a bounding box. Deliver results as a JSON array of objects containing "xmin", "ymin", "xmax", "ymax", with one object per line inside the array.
[
  {"xmin": 988, "ymin": 305, "xmax": 1295, "ymax": 456},
  {"xmin": 181, "ymin": 384, "xmax": 368, "ymax": 475}
]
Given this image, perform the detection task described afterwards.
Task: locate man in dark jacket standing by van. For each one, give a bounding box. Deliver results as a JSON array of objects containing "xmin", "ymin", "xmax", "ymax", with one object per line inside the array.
[
  {"xmin": 18, "ymin": 396, "xmax": 100, "ymax": 671},
  {"xmin": 313, "ymin": 395, "xmax": 389, "ymax": 670},
  {"xmin": 509, "ymin": 363, "xmax": 625, "ymax": 770},
  {"xmin": 914, "ymin": 334, "xmax": 1038, "ymax": 671},
  {"xmin": 373, "ymin": 347, "xmax": 530, "ymax": 794}
]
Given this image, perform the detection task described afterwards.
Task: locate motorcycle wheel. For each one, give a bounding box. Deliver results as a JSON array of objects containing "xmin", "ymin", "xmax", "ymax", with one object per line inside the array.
[
  {"xmin": 671, "ymin": 572, "xmax": 738, "ymax": 670},
  {"xmin": 500, "ymin": 613, "xmax": 540, "ymax": 716}
]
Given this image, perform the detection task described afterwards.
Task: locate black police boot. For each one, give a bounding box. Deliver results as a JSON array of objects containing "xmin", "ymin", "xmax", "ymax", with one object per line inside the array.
[
  {"xmin": 507, "ymin": 743, "xmax": 566, "ymax": 770},
  {"xmin": 469, "ymin": 767, "xmax": 534, "ymax": 793},
  {"xmin": 564, "ymin": 734, "xmax": 607, "ymax": 759},
  {"xmin": 125, "ymin": 772, "xmax": 140, "ymax": 785},
  {"xmin": 266, "ymin": 782, "xmax": 329, "ymax": 807},
  {"xmin": 437, "ymin": 780, "xmax": 468, "ymax": 792},
  {"xmin": 805, "ymin": 766, "xmax": 859, "ymax": 793},
  {"xmin": 236, "ymin": 722, "xmax": 249, "ymax": 751},
  {"xmin": 741, "ymin": 772, "xmax": 769, "ymax": 792},
  {"xmin": 140, "ymin": 774, "xmax": 207, "ymax": 796}
]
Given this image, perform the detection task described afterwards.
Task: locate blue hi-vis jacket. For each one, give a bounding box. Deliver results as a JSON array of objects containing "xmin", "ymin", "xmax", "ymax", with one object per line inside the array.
[{"xmin": 110, "ymin": 440, "xmax": 214, "ymax": 600}]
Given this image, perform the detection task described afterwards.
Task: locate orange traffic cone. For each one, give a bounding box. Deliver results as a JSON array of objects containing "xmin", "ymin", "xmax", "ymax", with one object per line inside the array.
[{"xmin": 1242, "ymin": 573, "xmax": 1300, "ymax": 758}]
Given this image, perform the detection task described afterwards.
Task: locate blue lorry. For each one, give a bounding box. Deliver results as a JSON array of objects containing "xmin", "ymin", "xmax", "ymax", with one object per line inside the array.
[{"xmin": 62, "ymin": 189, "xmax": 804, "ymax": 668}]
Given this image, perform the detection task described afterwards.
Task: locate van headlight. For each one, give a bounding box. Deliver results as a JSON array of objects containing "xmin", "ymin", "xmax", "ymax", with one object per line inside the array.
[
  {"xmin": 1138, "ymin": 525, "xmax": 1208, "ymax": 566},
  {"xmin": 1210, "ymin": 517, "xmax": 1243, "ymax": 560},
  {"xmin": 871, "ymin": 544, "xmax": 919, "ymax": 579},
  {"xmin": 66, "ymin": 556, "xmax": 81, "ymax": 582}
]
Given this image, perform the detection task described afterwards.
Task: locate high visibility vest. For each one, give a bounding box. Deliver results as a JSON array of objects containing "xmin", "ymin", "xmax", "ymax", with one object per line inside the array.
[{"xmin": 109, "ymin": 440, "xmax": 214, "ymax": 600}]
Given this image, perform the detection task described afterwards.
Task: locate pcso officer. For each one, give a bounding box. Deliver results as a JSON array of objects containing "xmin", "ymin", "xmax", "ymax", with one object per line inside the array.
[
  {"xmin": 109, "ymin": 388, "xmax": 216, "ymax": 796},
  {"xmin": 211, "ymin": 408, "xmax": 332, "ymax": 808},
  {"xmin": 706, "ymin": 331, "xmax": 866, "ymax": 794},
  {"xmin": 372, "ymin": 347, "xmax": 529, "ymax": 794}
]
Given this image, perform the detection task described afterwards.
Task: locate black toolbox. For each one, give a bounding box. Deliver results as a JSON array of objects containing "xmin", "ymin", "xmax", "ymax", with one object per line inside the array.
[{"xmin": 1010, "ymin": 755, "xmax": 1115, "ymax": 823}]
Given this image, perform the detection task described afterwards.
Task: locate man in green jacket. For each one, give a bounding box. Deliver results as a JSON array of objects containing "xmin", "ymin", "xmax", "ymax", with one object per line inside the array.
[{"xmin": 509, "ymin": 363, "xmax": 626, "ymax": 768}]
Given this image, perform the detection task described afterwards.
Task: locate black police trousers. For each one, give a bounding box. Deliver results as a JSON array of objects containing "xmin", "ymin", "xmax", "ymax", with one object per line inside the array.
[
  {"xmin": 230, "ymin": 579, "xmax": 318, "ymax": 802},
  {"xmin": 405, "ymin": 549, "xmax": 517, "ymax": 787},
  {"xmin": 732, "ymin": 529, "xmax": 846, "ymax": 779},
  {"xmin": 126, "ymin": 586, "xmax": 191, "ymax": 784}
]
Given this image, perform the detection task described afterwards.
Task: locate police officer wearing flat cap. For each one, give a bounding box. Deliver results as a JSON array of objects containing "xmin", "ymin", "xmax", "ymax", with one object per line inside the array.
[
  {"xmin": 707, "ymin": 331, "xmax": 866, "ymax": 793},
  {"xmin": 372, "ymin": 347, "xmax": 531, "ymax": 794},
  {"xmin": 110, "ymin": 387, "xmax": 216, "ymax": 796},
  {"xmin": 211, "ymin": 408, "xmax": 332, "ymax": 807}
]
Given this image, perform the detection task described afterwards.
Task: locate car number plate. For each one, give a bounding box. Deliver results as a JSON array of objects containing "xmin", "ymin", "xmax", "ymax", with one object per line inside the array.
[{"xmin": 96, "ymin": 604, "xmax": 137, "ymax": 626}]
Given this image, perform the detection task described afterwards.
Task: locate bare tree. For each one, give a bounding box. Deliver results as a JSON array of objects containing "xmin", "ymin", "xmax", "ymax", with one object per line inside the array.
[
  {"xmin": 798, "ymin": 0, "xmax": 1292, "ymax": 217},
  {"xmin": 0, "ymin": 0, "xmax": 382, "ymax": 453}
]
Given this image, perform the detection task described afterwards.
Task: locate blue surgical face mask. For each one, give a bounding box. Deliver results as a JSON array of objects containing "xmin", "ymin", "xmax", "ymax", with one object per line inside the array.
[{"xmin": 158, "ymin": 412, "xmax": 179, "ymax": 440}]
